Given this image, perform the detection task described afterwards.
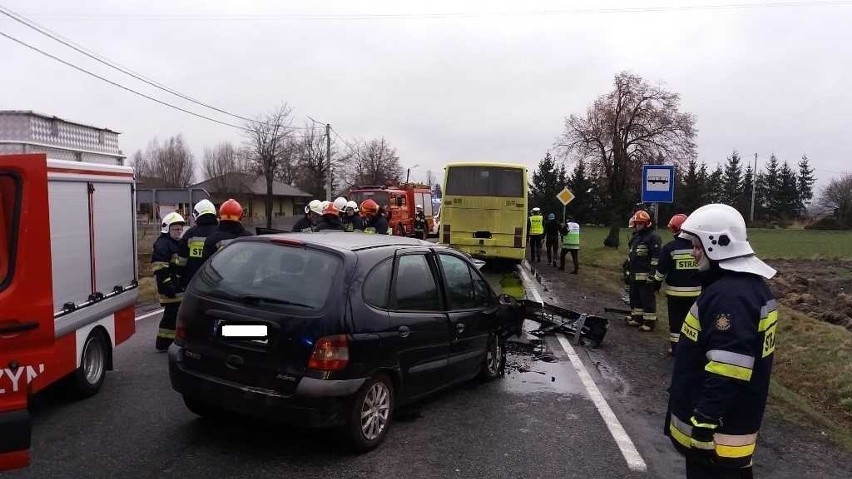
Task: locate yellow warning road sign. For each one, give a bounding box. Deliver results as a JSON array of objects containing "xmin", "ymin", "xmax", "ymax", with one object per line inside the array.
[{"xmin": 556, "ymin": 187, "xmax": 575, "ymax": 206}]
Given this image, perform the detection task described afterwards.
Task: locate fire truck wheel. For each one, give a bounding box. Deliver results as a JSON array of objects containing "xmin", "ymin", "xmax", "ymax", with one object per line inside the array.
[
  {"xmin": 396, "ymin": 223, "xmax": 406, "ymax": 237},
  {"xmin": 69, "ymin": 330, "xmax": 109, "ymax": 399},
  {"xmin": 479, "ymin": 333, "xmax": 506, "ymax": 381}
]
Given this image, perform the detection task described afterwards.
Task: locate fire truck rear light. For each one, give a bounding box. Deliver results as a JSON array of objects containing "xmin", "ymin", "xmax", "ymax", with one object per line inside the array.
[{"xmin": 308, "ymin": 335, "xmax": 349, "ymax": 371}]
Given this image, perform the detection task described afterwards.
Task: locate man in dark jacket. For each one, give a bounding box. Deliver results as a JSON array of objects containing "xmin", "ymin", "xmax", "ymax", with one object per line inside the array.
[
  {"xmin": 543, "ymin": 213, "xmax": 561, "ymax": 267},
  {"xmin": 176, "ymin": 199, "xmax": 218, "ymax": 290},
  {"xmin": 655, "ymin": 213, "xmax": 702, "ymax": 355},
  {"xmin": 314, "ymin": 201, "xmax": 345, "ymax": 231},
  {"xmin": 342, "ymin": 200, "xmax": 364, "ymax": 232},
  {"xmin": 202, "ymin": 199, "xmax": 252, "ymax": 262},
  {"xmin": 152, "ymin": 212, "xmax": 185, "ymax": 351},
  {"xmin": 666, "ymin": 204, "xmax": 777, "ymax": 479},
  {"xmin": 626, "ymin": 209, "xmax": 661, "ymax": 332},
  {"xmin": 360, "ymin": 198, "xmax": 389, "ymax": 235},
  {"xmin": 292, "ymin": 200, "xmax": 321, "ymax": 232}
]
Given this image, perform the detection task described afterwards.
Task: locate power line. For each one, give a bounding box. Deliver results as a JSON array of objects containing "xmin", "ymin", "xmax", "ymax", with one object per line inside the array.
[
  {"xmin": 0, "ymin": 29, "xmax": 248, "ymax": 131},
  {"xmin": 21, "ymin": 1, "xmax": 852, "ymax": 21},
  {"xmin": 329, "ymin": 126, "xmax": 361, "ymax": 156},
  {"xmin": 0, "ymin": 4, "xmax": 262, "ymax": 124}
]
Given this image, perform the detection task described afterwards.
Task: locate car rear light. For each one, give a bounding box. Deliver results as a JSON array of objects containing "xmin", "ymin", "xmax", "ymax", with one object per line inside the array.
[
  {"xmin": 442, "ymin": 224, "xmax": 450, "ymax": 244},
  {"xmin": 307, "ymin": 335, "xmax": 349, "ymax": 371},
  {"xmin": 514, "ymin": 227, "xmax": 523, "ymax": 248},
  {"xmin": 175, "ymin": 319, "xmax": 187, "ymax": 346}
]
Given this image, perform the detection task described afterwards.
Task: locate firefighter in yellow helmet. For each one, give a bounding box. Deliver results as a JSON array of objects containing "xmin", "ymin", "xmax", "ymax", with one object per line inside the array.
[
  {"xmin": 152, "ymin": 211, "xmax": 185, "ymax": 351},
  {"xmin": 626, "ymin": 209, "xmax": 662, "ymax": 332}
]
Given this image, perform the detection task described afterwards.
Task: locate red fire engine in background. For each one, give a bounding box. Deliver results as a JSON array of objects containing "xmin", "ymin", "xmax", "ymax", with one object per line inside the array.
[{"xmin": 349, "ymin": 182, "xmax": 435, "ymax": 237}]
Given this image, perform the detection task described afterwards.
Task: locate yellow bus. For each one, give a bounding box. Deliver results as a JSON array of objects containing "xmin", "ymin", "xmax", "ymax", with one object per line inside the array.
[{"xmin": 440, "ymin": 162, "xmax": 528, "ymax": 262}]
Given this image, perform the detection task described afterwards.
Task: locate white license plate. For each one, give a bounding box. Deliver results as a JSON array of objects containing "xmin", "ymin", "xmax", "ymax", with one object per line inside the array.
[{"xmin": 219, "ymin": 324, "xmax": 268, "ymax": 339}]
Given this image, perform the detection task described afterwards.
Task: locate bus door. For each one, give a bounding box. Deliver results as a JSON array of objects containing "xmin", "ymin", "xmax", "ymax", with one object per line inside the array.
[{"xmin": 0, "ymin": 155, "xmax": 55, "ymax": 471}]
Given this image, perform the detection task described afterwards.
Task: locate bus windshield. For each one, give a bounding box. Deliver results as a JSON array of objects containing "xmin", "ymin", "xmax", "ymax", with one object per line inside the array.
[{"xmin": 445, "ymin": 166, "xmax": 523, "ymax": 197}]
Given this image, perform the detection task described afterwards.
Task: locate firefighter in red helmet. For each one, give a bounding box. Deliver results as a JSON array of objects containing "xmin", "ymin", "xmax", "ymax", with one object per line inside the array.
[
  {"xmin": 655, "ymin": 213, "xmax": 702, "ymax": 355},
  {"xmin": 626, "ymin": 209, "xmax": 662, "ymax": 331},
  {"xmin": 201, "ymin": 199, "xmax": 253, "ymax": 262},
  {"xmin": 360, "ymin": 198, "xmax": 389, "ymax": 235}
]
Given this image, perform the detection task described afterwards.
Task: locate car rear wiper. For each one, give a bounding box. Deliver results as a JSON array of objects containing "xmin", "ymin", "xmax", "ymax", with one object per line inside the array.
[{"xmin": 236, "ymin": 295, "xmax": 312, "ymax": 308}]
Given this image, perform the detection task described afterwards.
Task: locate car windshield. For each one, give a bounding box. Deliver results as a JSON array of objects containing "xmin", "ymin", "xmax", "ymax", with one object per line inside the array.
[{"xmin": 193, "ymin": 241, "xmax": 341, "ymax": 310}]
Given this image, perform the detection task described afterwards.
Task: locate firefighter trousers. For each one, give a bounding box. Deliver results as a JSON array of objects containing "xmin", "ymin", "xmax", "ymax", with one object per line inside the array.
[
  {"xmin": 685, "ymin": 459, "xmax": 753, "ymax": 479},
  {"xmin": 156, "ymin": 302, "xmax": 181, "ymax": 351},
  {"xmin": 628, "ymin": 279, "xmax": 656, "ymax": 329},
  {"xmin": 666, "ymin": 295, "xmax": 696, "ymax": 353},
  {"xmin": 545, "ymin": 237, "xmax": 559, "ymax": 264}
]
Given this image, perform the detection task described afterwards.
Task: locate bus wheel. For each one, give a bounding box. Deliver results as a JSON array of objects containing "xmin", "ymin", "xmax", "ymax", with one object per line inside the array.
[
  {"xmin": 68, "ymin": 330, "xmax": 109, "ymax": 399},
  {"xmin": 396, "ymin": 223, "xmax": 406, "ymax": 236}
]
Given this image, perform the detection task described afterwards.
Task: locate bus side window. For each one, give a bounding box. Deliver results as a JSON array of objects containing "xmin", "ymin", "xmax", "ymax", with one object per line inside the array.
[{"xmin": 0, "ymin": 174, "xmax": 19, "ymax": 288}]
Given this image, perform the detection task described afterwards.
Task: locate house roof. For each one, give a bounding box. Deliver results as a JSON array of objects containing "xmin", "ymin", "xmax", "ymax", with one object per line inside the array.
[
  {"xmin": 0, "ymin": 110, "xmax": 121, "ymax": 134},
  {"xmin": 191, "ymin": 173, "xmax": 312, "ymax": 198}
]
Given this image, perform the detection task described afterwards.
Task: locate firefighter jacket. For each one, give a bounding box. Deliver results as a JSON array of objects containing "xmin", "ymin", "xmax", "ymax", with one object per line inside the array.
[
  {"xmin": 528, "ymin": 214, "xmax": 544, "ymax": 236},
  {"xmin": 292, "ymin": 215, "xmax": 313, "ymax": 233},
  {"xmin": 314, "ymin": 214, "xmax": 345, "ymax": 231},
  {"xmin": 544, "ymin": 219, "xmax": 561, "ymax": 239},
  {"xmin": 666, "ymin": 267, "xmax": 777, "ymax": 469},
  {"xmin": 202, "ymin": 221, "xmax": 253, "ymax": 262},
  {"xmin": 628, "ymin": 228, "xmax": 661, "ymax": 281},
  {"xmin": 151, "ymin": 233, "xmax": 182, "ymax": 304},
  {"xmin": 655, "ymin": 236, "xmax": 702, "ymax": 298},
  {"xmin": 342, "ymin": 214, "xmax": 364, "ymax": 232},
  {"xmin": 363, "ymin": 214, "xmax": 389, "ymax": 235},
  {"xmin": 176, "ymin": 214, "xmax": 218, "ymax": 290},
  {"xmin": 413, "ymin": 212, "xmax": 428, "ymax": 233},
  {"xmin": 561, "ymin": 222, "xmax": 580, "ymax": 250}
]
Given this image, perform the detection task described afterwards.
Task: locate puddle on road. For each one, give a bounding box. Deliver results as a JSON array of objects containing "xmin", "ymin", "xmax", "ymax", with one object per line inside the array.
[{"xmin": 501, "ymin": 337, "xmax": 585, "ymax": 396}]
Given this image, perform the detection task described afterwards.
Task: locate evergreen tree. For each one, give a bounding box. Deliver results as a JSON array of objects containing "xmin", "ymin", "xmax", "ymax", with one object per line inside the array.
[
  {"xmin": 796, "ymin": 155, "xmax": 816, "ymax": 216},
  {"xmin": 778, "ymin": 161, "xmax": 799, "ymax": 220},
  {"xmin": 721, "ymin": 150, "xmax": 743, "ymax": 207},
  {"xmin": 529, "ymin": 152, "xmax": 563, "ymax": 218},
  {"xmin": 758, "ymin": 155, "xmax": 780, "ymax": 220},
  {"xmin": 739, "ymin": 164, "xmax": 755, "ymax": 220},
  {"xmin": 678, "ymin": 159, "xmax": 704, "ymax": 214},
  {"xmin": 707, "ymin": 164, "xmax": 724, "ymax": 204},
  {"xmin": 567, "ymin": 159, "xmax": 595, "ymax": 224}
]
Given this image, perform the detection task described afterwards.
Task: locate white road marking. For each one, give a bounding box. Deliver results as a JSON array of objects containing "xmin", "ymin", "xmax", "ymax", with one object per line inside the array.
[
  {"xmin": 517, "ymin": 264, "xmax": 648, "ymax": 473},
  {"xmin": 135, "ymin": 309, "xmax": 164, "ymax": 322}
]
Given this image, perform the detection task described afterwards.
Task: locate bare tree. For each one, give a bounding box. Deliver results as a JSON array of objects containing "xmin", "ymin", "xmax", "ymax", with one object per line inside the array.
[
  {"xmin": 349, "ymin": 137, "xmax": 403, "ymax": 187},
  {"xmin": 425, "ymin": 169, "xmax": 436, "ymax": 187},
  {"xmin": 130, "ymin": 150, "xmax": 150, "ymax": 179},
  {"xmin": 135, "ymin": 136, "xmax": 195, "ymax": 188},
  {"xmin": 557, "ymin": 72, "xmax": 697, "ymax": 246},
  {"xmin": 202, "ymin": 142, "xmax": 250, "ymax": 193},
  {"xmin": 243, "ymin": 105, "xmax": 292, "ymax": 228},
  {"xmin": 819, "ymin": 174, "xmax": 852, "ymax": 228}
]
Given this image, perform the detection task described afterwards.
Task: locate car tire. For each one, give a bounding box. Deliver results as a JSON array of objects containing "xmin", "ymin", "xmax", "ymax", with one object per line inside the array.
[
  {"xmin": 346, "ymin": 374, "xmax": 394, "ymax": 453},
  {"xmin": 68, "ymin": 330, "xmax": 109, "ymax": 399},
  {"xmin": 183, "ymin": 395, "xmax": 225, "ymax": 419},
  {"xmin": 479, "ymin": 333, "xmax": 506, "ymax": 381}
]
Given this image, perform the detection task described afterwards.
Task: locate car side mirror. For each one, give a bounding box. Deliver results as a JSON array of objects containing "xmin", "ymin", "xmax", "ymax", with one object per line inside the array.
[{"xmin": 498, "ymin": 294, "xmax": 517, "ymax": 306}]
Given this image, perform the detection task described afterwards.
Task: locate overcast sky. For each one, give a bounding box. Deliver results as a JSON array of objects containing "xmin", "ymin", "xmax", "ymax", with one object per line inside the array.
[{"xmin": 2, "ymin": 0, "xmax": 850, "ymax": 192}]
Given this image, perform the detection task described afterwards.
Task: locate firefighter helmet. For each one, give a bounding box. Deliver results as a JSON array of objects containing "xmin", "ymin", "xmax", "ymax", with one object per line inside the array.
[
  {"xmin": 333, "ymin": 197, "xmax": 348, "ymax": 212},
  {"xmin": 305, "ymin": 200, "xmax": 322, "ymax": 215},
  {"xmin": 416, "ymin": 204, "xmax": 423, "ymax": 210},
  {"xmin": 345, "ymin": 200, "xmax": 359, "ymax": 212},
  {"xmin": 531, "ymin": 207, "xmax": 541, "ymax": 214},
  {"xmin": 679, "ymin": 203, "xmax": 776, "ymax": 279},
  {"xmin": 322, "ymin": 201, "xmax": 340, "ymax": 216},
  {"xmin": 219, "ymin": 199, "xmax": 244, "ymax": 221},
  {"xmin": 628, "ymin": 210, "xmax": 652, "ymax": 227},
  {"xmin": 668, "ymin": 213, "xmax": 688, "ymax": 234},
  {"xmin": 160, "ymin": 212, "xmax": 186, "ymax": 234},
  {"xmin": 192, "ymin": 199, "xmax": 217, "ymax": 219},
  {"xmin": 360, "ymin": 198, "xmax": 379, "ymax": 216}
]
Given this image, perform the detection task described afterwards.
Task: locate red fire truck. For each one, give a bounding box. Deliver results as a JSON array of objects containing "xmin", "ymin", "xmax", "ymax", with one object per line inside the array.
[
  {"xmin": 349, "ymin": 183, "xmax": 434, "ymax": 237},
  {"xmin": 0, "ymin": 154, "xmax": 137, "ymax": 471}
]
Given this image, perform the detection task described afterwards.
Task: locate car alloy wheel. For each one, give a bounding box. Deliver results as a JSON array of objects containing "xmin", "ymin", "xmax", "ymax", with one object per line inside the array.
[{"xmin": 360, "ymin": 380, "xmax": 391, "ymax": 441}]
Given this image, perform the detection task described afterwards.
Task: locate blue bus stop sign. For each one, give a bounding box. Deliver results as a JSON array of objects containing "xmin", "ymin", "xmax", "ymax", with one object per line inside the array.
[{"xmin": 641, "ymin": 165, "xmax": 675, "ymax": 203}]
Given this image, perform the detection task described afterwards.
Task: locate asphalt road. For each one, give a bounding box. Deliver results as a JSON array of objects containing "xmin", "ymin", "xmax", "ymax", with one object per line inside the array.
[{"xmin": 9, "ymin": 265, "xmax": 680, "ymax": 479}]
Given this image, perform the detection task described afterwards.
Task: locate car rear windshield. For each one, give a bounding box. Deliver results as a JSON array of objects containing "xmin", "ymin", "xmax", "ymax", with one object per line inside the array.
[
  {"xmin": 193, "ymin": 241, "xmax": 342, "ymax": 310},
  {"xmin": 445, "ymin": 166, "xmax": 523, "ymax": 197}
]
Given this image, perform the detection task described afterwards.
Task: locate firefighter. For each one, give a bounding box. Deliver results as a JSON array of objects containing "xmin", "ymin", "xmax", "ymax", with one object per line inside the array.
[
  {"xmin": 527, "ymin": 207, "xmax": 544, "ymax": 263},
  {"xmin": 152, "ymin": 212, "xmax": 185, "ymax": 351},
  {"xmin": 413, "ymin": 204, "xmax": 428, "ymax": 240},
  {"xmin": 560, "ymin": 216, "xmax": 580, "ymax": 274},
  {"xmin": 333, "ymin": 196, "xmax": 348, "ymax": 216},
  {"xmin": 666, "ymin": 203, "xmax": 777, "ymax": 479},
  {"xmin": 360, "ymin": 198, "xmax": 389, "ymax": 234},
  {"xmin": 314, "ymin": 201, "xmax": 345, "ymax": 231},
  {"xmin": 290, "ymin": 200, "xmax": 322, "ymax": 233},
  {"xmin": 655, "ymin": 213, "xmax": 702, "ymax": 355},
  {"xmin": 544, "ymin": 213, "xmax": 561, "ymax": 266},
  {"xmin": 201, "ymin": 199, "xmax": 253, "ymax": 262},
  {"xmin": 342, "ymin": 200, "xmax": 364, "ymax": 232},
  {"xmin": 626, "ymin": 209, "xmax": 662, "ymax": 332},
  {"xmin": 176, "ymin": 199, "xmax": 218, "ymax": 290}
]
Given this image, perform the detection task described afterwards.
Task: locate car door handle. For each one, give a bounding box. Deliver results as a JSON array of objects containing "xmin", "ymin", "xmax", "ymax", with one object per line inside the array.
[
  {"xmin": 397, "ymin": 325, "xmax": 410, "ymax": 338},
  {"xmin": 456, "ymin": 323, "xmax": 465, "ymax": 334},
  {"xmin": 0, "ymin": 321, "xmax": 39, "ymax": 335}
]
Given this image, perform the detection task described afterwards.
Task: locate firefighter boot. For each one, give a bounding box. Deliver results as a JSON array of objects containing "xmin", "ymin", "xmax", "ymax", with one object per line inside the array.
[
  {"xmin": 626, "ymin": 313, "xmax": 643, "ymax": 327},
  {"xmin": 639, "ymin": 315, "xmax": 657, "ymax": 332}
]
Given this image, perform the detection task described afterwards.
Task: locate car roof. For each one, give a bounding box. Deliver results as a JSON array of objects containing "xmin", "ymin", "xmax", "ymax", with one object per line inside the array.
[{"xmin": 261, "ymin": 231, "xmax": 435, "ymax": 252}]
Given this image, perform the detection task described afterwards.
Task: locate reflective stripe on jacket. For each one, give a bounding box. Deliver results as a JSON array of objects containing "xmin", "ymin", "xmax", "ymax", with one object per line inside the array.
[{"xmin": 561, "ymin": 222, "xmax": 580, "ymax": 249}]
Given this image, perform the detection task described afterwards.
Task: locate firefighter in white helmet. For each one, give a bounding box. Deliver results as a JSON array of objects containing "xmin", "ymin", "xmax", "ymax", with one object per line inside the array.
[
  {"xmin": 333, "ymin": 196, "xmax": 348, "ymax": 215},
  {"xmin": 342, "ymin": 200, "xmax": 363, "ymax": 232},
  {"xmin": 152, "ymin": 211, "xmax": 186, "ymax": 351},
  {"xmin": 176, "ymin": 199, "xmax": 218, "ymax": 290},
  {"xmin": 666, "ymin": 204, "xmax": 777, "ymax": 479},
  {"xmin": 292, "ymin": 199, "xmax": 322, "ymax": 233},
  {"xmin": 413, "ymin": 204, "xmax": 428, "ymax": 240}
]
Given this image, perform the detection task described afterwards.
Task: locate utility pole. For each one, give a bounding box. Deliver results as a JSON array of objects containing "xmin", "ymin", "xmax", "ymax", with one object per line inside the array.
[
  {"xmin": 750, "ymin": 153, "xmax": 757, "ymax": 224},
  {"xmin": 326, "ymin": 123, "xmax": 332, "ymax": 201}
]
